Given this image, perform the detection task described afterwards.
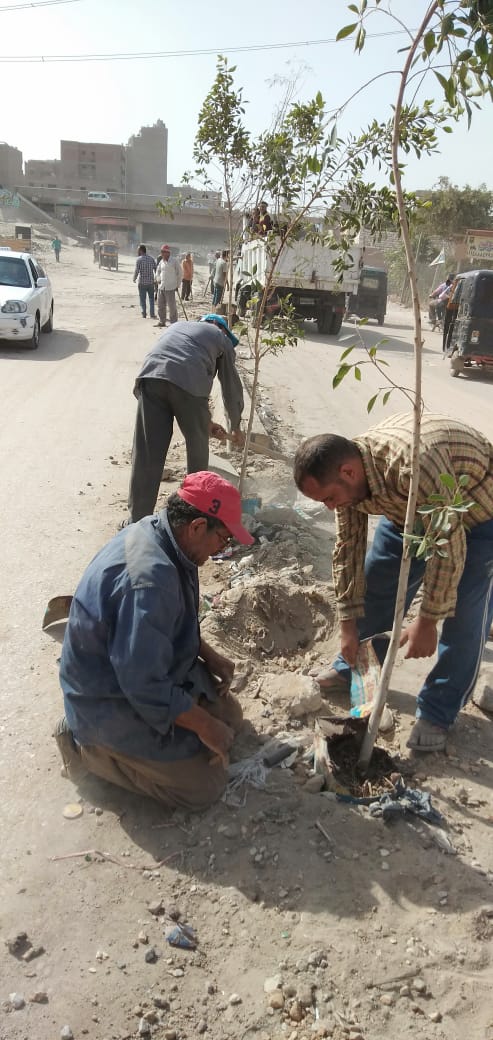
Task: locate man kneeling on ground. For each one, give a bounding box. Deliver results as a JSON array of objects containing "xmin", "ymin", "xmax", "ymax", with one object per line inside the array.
[{"xmin": 54, "ymin": 472, "xmax": 254, "ymax": 810}]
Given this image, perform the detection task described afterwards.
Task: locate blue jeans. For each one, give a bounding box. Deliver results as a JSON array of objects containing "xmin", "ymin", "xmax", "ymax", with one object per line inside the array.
[
  {"xmin": 139, "ymin": 284, "xmax": 155, "ymax": 318},
  {"xmin": 332, "ymin": 517, "xmax": 493, "ymax": 729}
]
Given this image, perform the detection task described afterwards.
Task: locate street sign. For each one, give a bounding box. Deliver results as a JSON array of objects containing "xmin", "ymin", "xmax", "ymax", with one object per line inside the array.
[{"xmin": 465, "ymin": 229, "xmax": 493, "ymax": 262}]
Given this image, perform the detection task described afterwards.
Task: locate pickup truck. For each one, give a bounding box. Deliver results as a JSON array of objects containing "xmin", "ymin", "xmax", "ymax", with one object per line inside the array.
[{"xmin": 235, "ymin": 235, "xmax": 363, "ymax": 335}]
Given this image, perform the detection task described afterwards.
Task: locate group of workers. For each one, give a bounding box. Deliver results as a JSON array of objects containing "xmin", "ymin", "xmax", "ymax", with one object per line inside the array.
[
  {"xmin": 132, "ymin": 243, "xmax": 195, "ymax": 323},
  {"xmin": 52, "ymin": 251, "xmax": 493, "ymax": 811}
]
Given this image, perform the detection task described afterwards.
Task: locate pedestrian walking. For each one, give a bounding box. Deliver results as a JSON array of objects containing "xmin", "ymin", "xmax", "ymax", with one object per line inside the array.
[
  {"xmin": 133, "ymin": 244, "xmax": 156, "ymax": 319},
  {"xmin": 294, "ymin": 412, "xmax": 493, "ymax": 753},
  {"xmin": 123, "ymin": 315, "xmax": 245, "ymax": 524},
  {"xmin": 213, "ymin": 250, "xmax": 229, "ymax": 307},
  {"xmin": 181, "ymin": 252, "xmax": 194, "ymax": 300},
  {"xmin": 51, "ymin": 237, "xmax": 62, "ymax": 262},
  {"xmin": 155, "ymin": 245, "xmax": 181, "ymax": 327}
]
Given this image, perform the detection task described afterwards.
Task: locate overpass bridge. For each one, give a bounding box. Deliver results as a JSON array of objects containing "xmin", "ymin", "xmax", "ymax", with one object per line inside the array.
[{"xmin": 19, "ymin": 185, "xmax": 237, "ymax": 256}]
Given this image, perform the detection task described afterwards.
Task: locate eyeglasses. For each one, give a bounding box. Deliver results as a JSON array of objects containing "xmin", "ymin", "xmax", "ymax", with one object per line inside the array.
[{"xmin": 213, "ymin": 527, "xmax": 233, "ymax": 549}]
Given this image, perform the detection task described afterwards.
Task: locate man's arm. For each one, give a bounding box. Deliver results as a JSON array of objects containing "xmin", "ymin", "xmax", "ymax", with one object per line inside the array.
[
  {"xmin": 216, "ymin": 347, "xmax": 244, "ymax": 433},
  {"xmin": 133, "ymin": 257, "xmax": 140, "ymax": 283},
  {"xmin": 332, "ymin": 507, "xmax": 369, "ymax": 620}
]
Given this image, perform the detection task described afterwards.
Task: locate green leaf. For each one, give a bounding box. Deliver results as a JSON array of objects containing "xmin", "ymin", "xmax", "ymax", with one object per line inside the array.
[
  {"xmin": 354, "ymin": 366, "xmax": 362, "ymax": 381},
  {"xmin": 336, "ymin": 22, "xmax": 358, "ymax": 41},
  {"xmin": 382, "ymin": 390, "xmax": 391, "ymax": 405},
  {"xmin": 423, "ymin": 30, "xmax": 435, "ymax": 57},
  {"xmin": 367, "ymin": 394, "xmax": 378, "ymax": 413},
  {"xmin": 439, "ymin": 473, "xmax": 455, "ymax": 490},
  {"xmin": 339, "ymin": 346, "xmax": 355, "ymax": 361},
  {"xmin": 458, "ymin": 473, "xmax": 470, "ymax": 487}
]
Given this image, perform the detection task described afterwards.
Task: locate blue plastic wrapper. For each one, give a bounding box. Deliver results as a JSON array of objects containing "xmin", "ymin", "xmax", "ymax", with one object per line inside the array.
[{"xmin": 165, "ymin": 923, "xmax": 197, "ymax": 950}]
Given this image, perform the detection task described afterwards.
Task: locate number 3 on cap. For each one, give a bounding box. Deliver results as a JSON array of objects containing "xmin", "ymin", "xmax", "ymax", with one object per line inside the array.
[{"xmin": 209, "ymin": 498, "xmax": 221, "ymax": 515}]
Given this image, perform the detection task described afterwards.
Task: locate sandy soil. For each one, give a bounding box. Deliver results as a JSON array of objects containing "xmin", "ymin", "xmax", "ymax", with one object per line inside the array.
[{"xmin": 1, "ymin": 238, "xmax": 493, "ymax": 1040}]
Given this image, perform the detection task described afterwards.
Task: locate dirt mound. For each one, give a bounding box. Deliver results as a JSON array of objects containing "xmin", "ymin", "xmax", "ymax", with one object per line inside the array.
[{"xmin": 202, "ymin": 578, "xmax": 334, "ymax": 659}]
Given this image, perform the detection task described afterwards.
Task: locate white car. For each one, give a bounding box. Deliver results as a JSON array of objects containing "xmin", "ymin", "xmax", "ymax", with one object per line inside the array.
[{"xmin": 0, "ymin": 251, "xmax": 54, "ymax": 350}]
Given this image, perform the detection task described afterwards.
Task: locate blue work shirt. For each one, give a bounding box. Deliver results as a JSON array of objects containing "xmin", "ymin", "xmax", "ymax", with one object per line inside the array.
[{"xmin": 60, "ymin": 512, "xmax": 214, "ymax": 762}]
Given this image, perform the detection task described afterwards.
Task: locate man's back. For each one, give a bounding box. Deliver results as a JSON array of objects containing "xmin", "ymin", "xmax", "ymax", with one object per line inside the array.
[
  {"xmin": 137, "ymin": 321, "xmax": 228, "ymax": 398},
  {"xmin": 60, "ymin": 513, "xmax": 201, "ymax": 760}
]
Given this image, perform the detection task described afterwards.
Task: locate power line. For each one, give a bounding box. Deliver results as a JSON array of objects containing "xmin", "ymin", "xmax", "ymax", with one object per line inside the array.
[
  {"xmin": 0, "ymin": 0, "xmax": 81, "ymax": 12},
  {"xmin": 0, "ymin": 29, "xmax": 410, "ymax": 63}
]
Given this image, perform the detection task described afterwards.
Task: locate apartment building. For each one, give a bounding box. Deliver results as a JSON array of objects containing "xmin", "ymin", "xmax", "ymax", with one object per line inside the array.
[
  {"xmin": 0, "ymin": 142, "xmax": 24, "ymax": 189},
  {"xmin": 60, "ymin": 140, "xmax": 126, "ymax": 193},
  {"xmin": 125, "ymin": 120, "xmax": 168, "ymax": 197},
  {"xmin": 24, "ymin": 158, "xmax": 61, "ymax": 188}
]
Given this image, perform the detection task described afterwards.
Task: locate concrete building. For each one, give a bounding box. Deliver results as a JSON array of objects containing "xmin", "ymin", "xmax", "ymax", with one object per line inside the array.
[
  {"xmin": 0, "ymin": 142, "xmax": 23, "ymax": 189},
  {"xmin": 125, "ymin": 121, "xmax": 168, "ymax": 197},
  {"xmin": 24, "ymin": 158, "xmax": 61, "ymax": 189},
  {"xmin": 60, "ymin": 139, "xmax": 126, "ymax": 193}
]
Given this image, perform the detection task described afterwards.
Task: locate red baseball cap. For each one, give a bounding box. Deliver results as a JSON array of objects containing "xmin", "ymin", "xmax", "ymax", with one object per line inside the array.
[
  {"xmin": 160, "ymin": 243, "xmax": 171, "ymax": 252},
  {"xmin": 177, "ymin": 471, "xmax": 254, "ymax": 545}
]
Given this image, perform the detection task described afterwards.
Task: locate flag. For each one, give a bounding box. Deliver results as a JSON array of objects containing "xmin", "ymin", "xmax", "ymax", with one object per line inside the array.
[{"xmin": 429, "ymin": 248, "xmax": 445, "ymax": 267}]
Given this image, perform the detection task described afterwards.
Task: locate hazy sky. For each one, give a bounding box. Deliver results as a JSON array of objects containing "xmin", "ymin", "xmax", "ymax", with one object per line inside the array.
[{"xmin": 2, "ymin": 0, "xmax": 492, "ymax": 193}]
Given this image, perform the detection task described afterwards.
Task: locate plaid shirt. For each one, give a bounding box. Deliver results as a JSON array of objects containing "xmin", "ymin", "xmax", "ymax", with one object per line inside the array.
[
  {"xmin": 333, "ymin": 413, "xmax": 493, "ymax": 622},
  {"xmin": 133, "ymin": 254, "xmax": 156, "ymax": 286}
]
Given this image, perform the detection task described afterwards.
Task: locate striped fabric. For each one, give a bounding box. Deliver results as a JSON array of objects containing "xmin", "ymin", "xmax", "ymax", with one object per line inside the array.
[{"xmin": 333, "ymin": 413, "xmax": 493, "ymax": 621}]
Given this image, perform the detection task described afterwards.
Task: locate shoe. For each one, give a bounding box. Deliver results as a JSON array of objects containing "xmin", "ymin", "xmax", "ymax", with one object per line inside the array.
[
  {"xmin": 53, "ymin": 716, "xmax": 87, "ymax": 781},
  {"xmin": 142, "ymin": 313, "xmax": 146, "ymax": 319},
  {"xmin": 119, "ymin": 517, "xmax": 132, "ymax": 530},
  {"xmin": 311, "ymin": 666, "xmax": 350, "ymax": 697},
  {"xmin": 406, "ymin": 718, "xmax": 448, "ymax": 752}
]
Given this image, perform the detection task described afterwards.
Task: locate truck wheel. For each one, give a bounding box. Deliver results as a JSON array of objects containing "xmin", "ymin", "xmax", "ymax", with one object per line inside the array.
[
  {"xmin": 330, "ymin": 311, "xmax": 344, "ymax": 336},
  {"xmin": 317, "ymin": 308, "xmax": 332, "ymax": 334}
]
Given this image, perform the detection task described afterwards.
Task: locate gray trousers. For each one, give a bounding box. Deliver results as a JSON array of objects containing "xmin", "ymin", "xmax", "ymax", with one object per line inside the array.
[
  {"xmin": 128, "ymin": 378, "xmax": 210, "ymax": 521},
  {"xmin": 157, "ymin": 287, "xmax": 178, "ymax": 324}
]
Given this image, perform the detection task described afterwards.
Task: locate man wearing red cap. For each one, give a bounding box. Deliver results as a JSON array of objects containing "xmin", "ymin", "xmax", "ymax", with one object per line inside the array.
[
  {"xmin": 54, "ymin": 472, "xmax": 254, "ymax": 810},
  {"xmin": 155, "ymin": 244, "xmax": 181, "ymax": 327}
]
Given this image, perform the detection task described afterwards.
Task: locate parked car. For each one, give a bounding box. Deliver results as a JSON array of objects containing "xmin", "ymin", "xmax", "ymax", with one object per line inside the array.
[
  {"xmin": 0, "ymin": 251, "xmax": 54, "ymax": 350},
  {"xmin": 87, "ymin": 191, "xmax": 111, "ymax": 202}
]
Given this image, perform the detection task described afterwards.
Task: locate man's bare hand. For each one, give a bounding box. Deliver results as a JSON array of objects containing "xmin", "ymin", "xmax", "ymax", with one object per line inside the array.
[
  {"xmin": 175, "ymin": 705, "xmax": 234, "ymax": 767},
  {"xmin": 209, "ymin": 421, "xmax": 228, "ymax": 441},
  {"xmin": 340, "ymin": 618, "xmax": 360, "ymax": 667},
  {"xmin": 231, "ymin": 429, "xmax": 245, "ymax": 449},
  {"xmin": 200, "ymin": 642, "xmax": 235, "ymax": 695},
  {"xmin": 400, "ymin": 616, "xmax": 438, "ymax": 659},
  {"xmin": 197, "ymin": 715, "xmax": 234, "ymax": 766}
]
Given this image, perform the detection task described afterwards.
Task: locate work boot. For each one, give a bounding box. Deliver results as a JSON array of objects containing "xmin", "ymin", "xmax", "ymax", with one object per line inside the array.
[{"xmin": 53, "ymin": 716, "xmax": 87, "ymax": 781}]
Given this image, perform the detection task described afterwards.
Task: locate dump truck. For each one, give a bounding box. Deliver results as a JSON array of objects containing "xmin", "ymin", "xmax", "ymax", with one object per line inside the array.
[{"xmin": 235, "ymin": 234, "xmax": 364, "ymax": 336}]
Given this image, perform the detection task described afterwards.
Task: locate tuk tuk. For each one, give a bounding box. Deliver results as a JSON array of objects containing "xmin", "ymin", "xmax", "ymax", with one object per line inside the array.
[
  {"xmin": 445, "ymin": 269, "xmax": 493, "ymax": 378},
  {"xmin": 346, "ymin": 266, "xmax": 388, "ymax": 326},
  {"xmin": 99, "ymin": 240, "xmax": 119, "ymax": 271}
]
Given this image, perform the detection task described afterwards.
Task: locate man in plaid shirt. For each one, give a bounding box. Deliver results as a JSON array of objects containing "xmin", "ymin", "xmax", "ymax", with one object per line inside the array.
[
  {"xmin": 133, "ymin": 244, "xmax": 157, "ymax": 319},
  {"xmin": 294, "ymin": 412, "xmax": 493, "ymax": 753}
]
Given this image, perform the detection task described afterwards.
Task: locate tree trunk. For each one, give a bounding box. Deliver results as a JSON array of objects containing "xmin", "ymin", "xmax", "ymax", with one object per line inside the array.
[{"xmin": 358, "ymin": 0, "xmax": 439, "ymax": 771}]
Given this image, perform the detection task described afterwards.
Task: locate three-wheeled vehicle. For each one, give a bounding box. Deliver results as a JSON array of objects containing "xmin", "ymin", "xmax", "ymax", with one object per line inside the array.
[
  {"xmin": 99, "ymin": 240, "xmax": 119, "ymax": 271},
  {"xmin": 346, "ymin": 266, "xmax": 388, "ymax": 326},
  {"xmin": 444, "ymin": 269, "xmax": 493, "ymax": 378}
]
